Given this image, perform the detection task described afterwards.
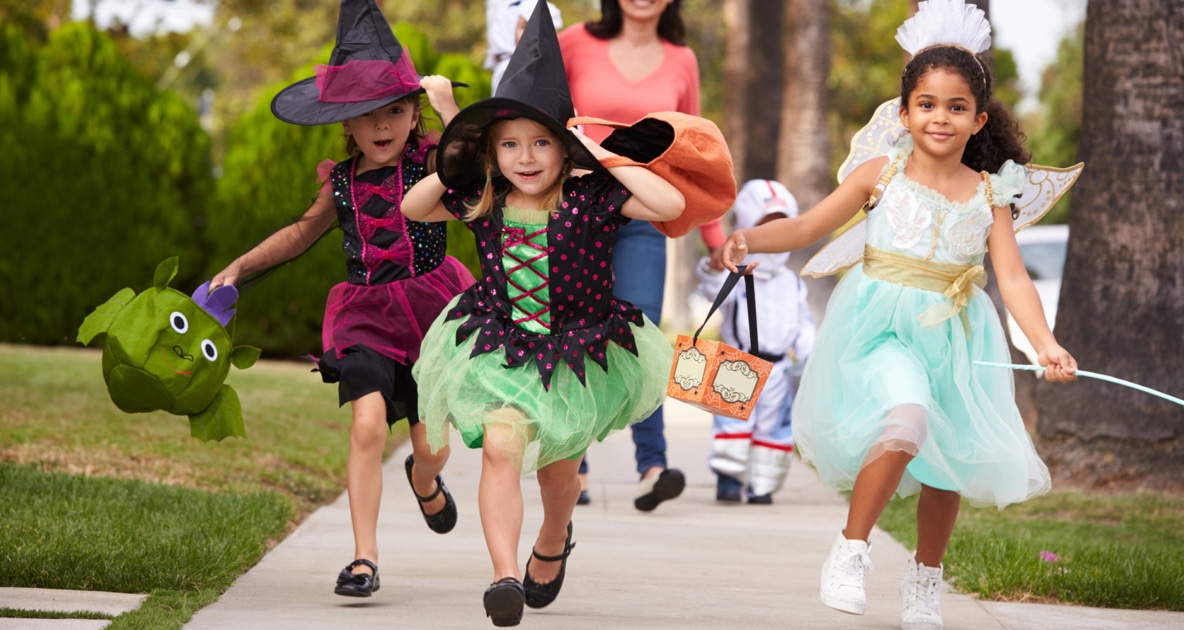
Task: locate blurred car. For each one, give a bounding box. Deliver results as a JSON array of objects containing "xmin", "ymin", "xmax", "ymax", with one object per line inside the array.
[{"xmin": 1006, "ymin": 224, "xmax": 1068, "ymax": 366}]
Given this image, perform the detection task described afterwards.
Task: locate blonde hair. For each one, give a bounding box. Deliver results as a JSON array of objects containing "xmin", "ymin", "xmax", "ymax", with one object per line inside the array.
[
  {"xmin": 462, "ymin": 120, "xmax": 572, "ymax": 221},
  {"xmin": 343, "ymin": 94, "xmax": 428, "ymax": 157}
]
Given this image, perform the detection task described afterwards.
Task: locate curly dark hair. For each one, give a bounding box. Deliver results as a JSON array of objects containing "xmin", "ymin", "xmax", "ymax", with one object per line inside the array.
[
  {"xmin": 899, "ymin": 46, "xmax": 1030, "ymax": 173},
  {"xmin": 585, "ymin": 0, "xmax": 686, "ymax": 46}
]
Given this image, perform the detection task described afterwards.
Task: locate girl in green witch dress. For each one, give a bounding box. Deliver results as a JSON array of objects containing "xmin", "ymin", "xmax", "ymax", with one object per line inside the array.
[{"xmin": 400, "ymin": 3, "xmax": 685, "ymax": 626}]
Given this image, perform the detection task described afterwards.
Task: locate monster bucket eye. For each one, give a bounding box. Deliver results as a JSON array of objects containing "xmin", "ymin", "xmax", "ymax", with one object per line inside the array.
[
  {"xmin": 201, "ymin": 340, "xmax": 218, "ymax": 362},
  {"xmin": 170, "ymin": 312, "xmax": 189, "ymax": 334}
]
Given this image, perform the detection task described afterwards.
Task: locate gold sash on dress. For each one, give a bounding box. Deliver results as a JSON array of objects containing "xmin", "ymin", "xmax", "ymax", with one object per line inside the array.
[{"xmin": 862, "ymin": 245, "xmax": 986, "ymax": 336}]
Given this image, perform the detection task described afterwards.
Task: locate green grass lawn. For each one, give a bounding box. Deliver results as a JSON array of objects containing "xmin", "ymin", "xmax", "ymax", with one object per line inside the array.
[
  {"xmin": 878, "ymin": 488, "xmax": 1184, "ymax": 610},
  {"xmin": 0, "ymin": 343, "xmax": 406, "ymax": 628}
]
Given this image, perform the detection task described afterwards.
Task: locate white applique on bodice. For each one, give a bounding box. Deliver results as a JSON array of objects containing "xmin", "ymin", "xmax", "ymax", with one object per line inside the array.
[{"xmin": 866, "ymin": 136, "xmax": 1025, "ymax": 266}]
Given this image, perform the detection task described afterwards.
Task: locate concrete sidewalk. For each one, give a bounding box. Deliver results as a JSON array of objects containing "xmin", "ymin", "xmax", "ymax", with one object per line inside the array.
[{"xmin": 182, "ymin": 401, "xmax": 1184, "ymax": 630}]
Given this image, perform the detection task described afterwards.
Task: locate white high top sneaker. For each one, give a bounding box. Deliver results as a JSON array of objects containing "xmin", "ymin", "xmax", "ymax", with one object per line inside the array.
[
  {"xmin": 900, "ymin": 557, "xmax": 944, "ymax": 630},
  {"xmin": 819, "ymin": 532, "xmax": 873, "ymax": 614}
]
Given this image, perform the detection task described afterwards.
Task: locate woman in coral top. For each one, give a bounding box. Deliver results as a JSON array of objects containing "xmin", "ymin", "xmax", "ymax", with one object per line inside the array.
[{"xmin": 558, "ymin": 0, "xmax": 724, "ymax": 512}]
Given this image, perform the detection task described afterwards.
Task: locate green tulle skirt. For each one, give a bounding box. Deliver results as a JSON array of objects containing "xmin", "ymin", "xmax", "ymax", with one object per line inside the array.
[{"xmin": 413, "ymin": 295, "xmax": 673, "ymax": 473}]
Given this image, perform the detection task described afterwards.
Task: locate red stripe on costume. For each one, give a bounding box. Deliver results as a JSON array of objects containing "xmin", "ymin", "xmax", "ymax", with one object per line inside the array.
[
  {"xmin": 752, "ymin": 440, "xmax": 794, "ymax": 452},
  {"xmin": 714, "ymin": 433, "xmax": 754, "ymax": 440}
]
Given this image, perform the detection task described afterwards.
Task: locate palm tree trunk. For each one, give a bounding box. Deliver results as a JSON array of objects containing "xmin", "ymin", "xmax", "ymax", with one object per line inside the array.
[
  {"xmin": 778, "ymin": 0, "xmax": 833, "ymax": 321},
  {"xmin": 1036, "ymin": 0, "xmax": 1184, "ymax": 491},
  {"xmin": 778, "ymin": 0, "xmax": 830, "ymax": 211},
  {"xmin": 723, "ymin": 0, "xmax": 751, "ymax": 180}
]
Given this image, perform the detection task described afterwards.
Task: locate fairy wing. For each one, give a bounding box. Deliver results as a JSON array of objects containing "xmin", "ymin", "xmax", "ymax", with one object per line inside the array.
[
  {"xmin": 1011, "ymin": 163, "xmax": 1085, "ymax": 230},
  {"xmin": 802, "ymin": 98, "xmax": 1084, "ymax": 278},
  {"xmin": 835, "ymin": 98, "xmax": 907, "ymax": 184},
  {"xmin": 801, "ymin": 221, "xmax": 868, "ymax": 278}
]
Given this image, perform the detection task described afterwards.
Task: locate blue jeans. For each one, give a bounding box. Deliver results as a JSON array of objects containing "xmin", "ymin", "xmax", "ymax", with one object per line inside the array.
[{"xmin": 580, "ymin": 220, "xmax": 668, "ymax": 478}]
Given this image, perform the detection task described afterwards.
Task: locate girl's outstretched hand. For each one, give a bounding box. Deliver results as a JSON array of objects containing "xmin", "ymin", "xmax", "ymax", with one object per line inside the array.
[
  {"xmin": 208, "ymin": 262, "xmax": 242, "ymax": 292},
  {"xmin": 420, "ymin": 75, "xmax": 459, "ymax": 126},
  {"xmin": 718, "ymin": 232, "xmax": 755, "ymax": 273},
  {"xmin": 1038, "ymin": 344, "xmax": 1078, "ymax": 383}
]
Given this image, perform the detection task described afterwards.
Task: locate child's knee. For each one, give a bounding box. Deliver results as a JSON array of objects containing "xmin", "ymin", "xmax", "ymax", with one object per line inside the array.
[
  {"xmin": 536, "ymin": 462, "xmax": 579, "ymax": 494},
  {"xmin": 880, "ymin": 403, "xmax": 930, "ymax": 449},
  {"xmin": 921, "ymin": 484, "xmax": 959, "ymax": 506},
  {"xmin": 349, "ymin": 413, "xmax": 388, "ymax": 445},
  {"xmin": 412, "ymin": 437, "xmax": 448, "ymax": 466}
]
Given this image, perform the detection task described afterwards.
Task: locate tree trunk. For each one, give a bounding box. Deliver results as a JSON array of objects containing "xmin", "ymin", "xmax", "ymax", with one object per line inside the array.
[
  {"xmin": 1036, "ymin": 0, "xmax": 1184, "ymax": 491},
  {"xmin": 722, "ymin": 0, "xmax": 750, "ymax": 181},
  {"xmin": 743, "ymin": 1, "xmax": 785, "ymax": 181},
  {"xmin": 778, "ymin": 0, "xmax": 833, "ymax": 321},
  {"xmin": 723, "ymin": 0, "xmax": 784, "ymax": 184},
  {"xmin": 778, "ymin": 0, "xmax": 830, "ymax": 210}
]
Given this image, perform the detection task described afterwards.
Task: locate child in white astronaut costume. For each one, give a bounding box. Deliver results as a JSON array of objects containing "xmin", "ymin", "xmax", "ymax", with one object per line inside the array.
[{"xmin": 696, "ymin": 179, "xmax": 815, "ymax": 504}]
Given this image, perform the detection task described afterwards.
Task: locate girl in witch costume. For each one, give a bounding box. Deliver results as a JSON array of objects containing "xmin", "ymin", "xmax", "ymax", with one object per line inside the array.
[
  {"xmin": 401, "ymin": 3, "xmax": 683, "ymax": 626},
  {"xmin": 718, "ymin": 1, "xmax": 1078, "ymax": 627},
  {"xmin": 208, "ymin": 0, "xmax": 474, "ymax": 599}
]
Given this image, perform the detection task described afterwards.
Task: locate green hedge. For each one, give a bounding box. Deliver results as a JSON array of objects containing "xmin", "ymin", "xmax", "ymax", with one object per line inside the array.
[{"xmin": 0, "ymin": 24, "xmax": 212, "ymax": 345}]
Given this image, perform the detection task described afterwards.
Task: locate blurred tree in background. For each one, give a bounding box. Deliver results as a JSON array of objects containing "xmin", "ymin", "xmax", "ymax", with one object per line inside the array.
[
  {"xmin": 0, "ymin": 22, "xmax": 212, "ymax": 344},
  {"xmin": 1023, "ymin": 22, "xmax": 1084, "ymax": 224},
  {"xmin": 0, "ymin": 0, "xmax": 65, "ymax": 41}
]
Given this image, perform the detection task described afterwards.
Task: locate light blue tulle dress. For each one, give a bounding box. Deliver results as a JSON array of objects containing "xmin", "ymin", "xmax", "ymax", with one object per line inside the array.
[{"xmin": 793, "ymin": 136, "xmax": 1050, "ymax": 508}]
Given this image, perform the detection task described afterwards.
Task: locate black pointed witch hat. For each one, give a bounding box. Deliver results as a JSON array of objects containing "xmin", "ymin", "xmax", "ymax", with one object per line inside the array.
[
  {"xmin": 271, "ymin": 0, "xmax": 458, "ymax": 126},
  {"xmin": 436, "ymin": 0, "xmax": 604, "ymax": 188}
]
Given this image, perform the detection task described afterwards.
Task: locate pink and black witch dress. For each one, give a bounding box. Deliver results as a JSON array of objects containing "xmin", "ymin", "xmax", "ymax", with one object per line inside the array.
[
  {"xmin": 412, "ymin": 174, "xmax": 672, "ymax": 472},
  {"xmin": 318, "ymin": 139, "xmax": 475, "ymax": 424}
]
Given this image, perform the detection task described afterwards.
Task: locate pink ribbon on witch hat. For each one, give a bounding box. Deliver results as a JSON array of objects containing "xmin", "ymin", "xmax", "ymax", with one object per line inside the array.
[{"xmin": 315, "ymin": 54, "xmax": 420, "ymax": 104}]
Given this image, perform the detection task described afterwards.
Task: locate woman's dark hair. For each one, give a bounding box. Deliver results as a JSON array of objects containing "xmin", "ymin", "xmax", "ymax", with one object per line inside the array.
[
  {"xmin": 899, "ymin": 46, "xmax": 1030, "ymax": 173},
  {"xmin": 585, "ymin": 0, "xmax": 686, "ymax": 45}
]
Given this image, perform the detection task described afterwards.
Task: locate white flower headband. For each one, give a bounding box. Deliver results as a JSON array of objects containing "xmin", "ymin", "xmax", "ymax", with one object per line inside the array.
[{"xmin": 895, "ymin": 0, "xmax": 991, "ymax": 83}]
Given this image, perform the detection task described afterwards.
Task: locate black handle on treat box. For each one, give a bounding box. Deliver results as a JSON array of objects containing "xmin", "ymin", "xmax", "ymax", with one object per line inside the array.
[{"xmin": 692, "ymin": 264, "xmax": 759, "ymax": 354}]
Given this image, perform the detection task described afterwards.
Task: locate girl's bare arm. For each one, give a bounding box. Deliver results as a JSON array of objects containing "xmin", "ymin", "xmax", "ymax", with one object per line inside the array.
[
  {"xmin": 421, "ymin": 75, "xmax": 461, "ymax": 127},
  {"xmin": 210, "ymin": 187, "xmax": 337, "ymax": 289},
  {"xmin": 718, "ymin": 158, "xmax": 883, "ymax": 272},
  {"xmin": 987, "ymin": 207, "xmax": 1077, "ymax": 382},
  {"xmin": 401, "ymin": 172, "xmax": 455, "ymax": 222}
]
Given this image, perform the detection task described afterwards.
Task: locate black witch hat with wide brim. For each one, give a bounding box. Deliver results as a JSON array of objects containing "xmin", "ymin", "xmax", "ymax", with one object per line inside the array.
[
  {"xmin": 271, "ymin": 0, "xmax": 460, "ymax": 126},
  {"xmin": 436, "ymin": 0, "xmax": 605, "ymax": 188}
]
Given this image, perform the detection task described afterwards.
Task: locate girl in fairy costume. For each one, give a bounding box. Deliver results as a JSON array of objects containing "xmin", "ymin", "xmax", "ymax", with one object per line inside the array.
[
  {"xmin": 401, "ymin": 3, "xmax": 684, "ymax": 626},
  {"xmin": 209, "ymin": 0, "xmax": 474, "ymax": 599},
  {"xmin": 718, "ymin": 1, "xmax": 1078, "ymax": 628}
]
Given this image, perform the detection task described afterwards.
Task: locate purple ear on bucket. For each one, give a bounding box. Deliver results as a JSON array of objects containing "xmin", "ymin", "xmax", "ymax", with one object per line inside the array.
[{"xmin": 191, "ymin": 281, "xmax": 238, "ymax": 327}]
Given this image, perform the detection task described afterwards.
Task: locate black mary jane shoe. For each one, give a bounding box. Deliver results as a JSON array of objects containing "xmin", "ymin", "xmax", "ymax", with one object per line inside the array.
[
  {"xmin": 334, "ymin": 559, "xmax": 379, "ymax": 597},
  {"xmin": 523, "ymin": 521, "xmax": 575, "ymax": 609},
  {"xmin": 404, "ymin": 454, "xmax": 458, "ymax": 534},
  {"xmin": 483, "ymin": 577, "xmax": 525, "ymax": 627}
]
